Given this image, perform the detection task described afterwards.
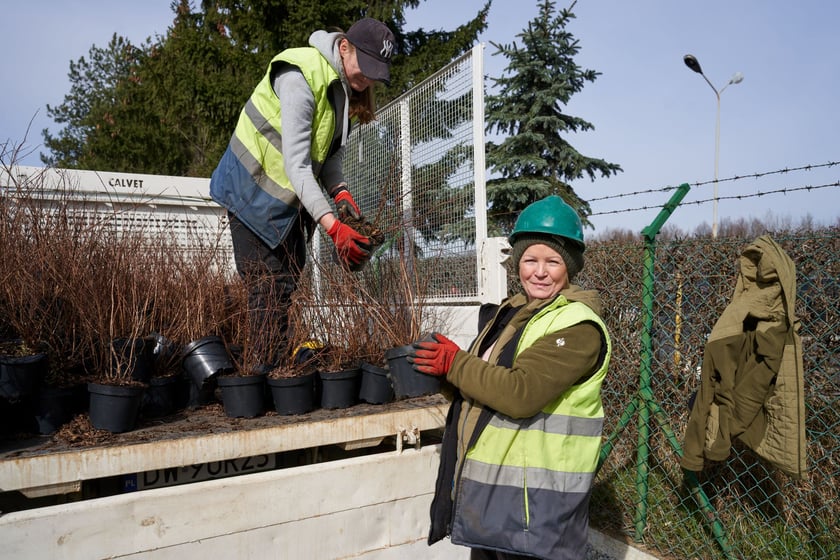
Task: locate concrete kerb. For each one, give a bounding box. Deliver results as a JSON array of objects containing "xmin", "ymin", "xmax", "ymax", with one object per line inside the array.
[{"xmin": 588, "ymin": 528, "xmax": 660, "ymax": 560}]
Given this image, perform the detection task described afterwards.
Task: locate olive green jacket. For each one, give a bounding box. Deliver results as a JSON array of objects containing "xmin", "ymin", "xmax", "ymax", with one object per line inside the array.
[
  {"xmin": 681, "ymin": 235, "xmax": 806, "ymax": 478},
  {"xmin": 429, "ymin": 284, "xmax": 610, "ymax": 556}
]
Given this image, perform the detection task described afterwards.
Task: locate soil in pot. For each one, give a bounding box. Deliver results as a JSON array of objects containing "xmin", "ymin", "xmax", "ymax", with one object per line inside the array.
[{"xmin": 335, "ymin": 214, "xmax": 385, "ymax": 271}]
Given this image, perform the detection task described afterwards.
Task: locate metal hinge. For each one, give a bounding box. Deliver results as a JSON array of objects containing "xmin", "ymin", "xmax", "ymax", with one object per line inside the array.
[{"xmin": 396, "ymin": 425, "xmax": 421, "ymax": 452}]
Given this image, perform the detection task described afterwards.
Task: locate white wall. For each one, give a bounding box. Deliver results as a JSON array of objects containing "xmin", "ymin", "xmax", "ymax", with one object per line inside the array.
[{"xmin": 0, "ymin": 445, "xmax": 468, "ymax": 560}]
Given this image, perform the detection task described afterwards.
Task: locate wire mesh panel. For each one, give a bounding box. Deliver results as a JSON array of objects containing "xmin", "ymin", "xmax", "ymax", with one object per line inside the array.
[
  {"xmin": 585, "ymin": 231, "xmax": 839, "ymax": 560},
  {"xmin": 329, "ymin": 45, "xmax": 485, "ymax": 302}
]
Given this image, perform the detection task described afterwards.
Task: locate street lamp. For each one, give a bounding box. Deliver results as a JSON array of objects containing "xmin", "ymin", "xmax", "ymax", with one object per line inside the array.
[{"xmin": 683, "ymin": 54, "xmax": 743, "ymax": 238}]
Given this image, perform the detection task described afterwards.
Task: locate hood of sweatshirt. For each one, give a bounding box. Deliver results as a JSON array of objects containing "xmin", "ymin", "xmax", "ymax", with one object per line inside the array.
[
  {"xmin": 308, "ymin": 29, "xmax": 350, "ymax": 145},
  {"xmin": 561, "ymin": 284, "xmax": 604, "ymax": 316},
  {"xmin": 309, "ymin": 30, "xmax": 348, "ymax": 89}
]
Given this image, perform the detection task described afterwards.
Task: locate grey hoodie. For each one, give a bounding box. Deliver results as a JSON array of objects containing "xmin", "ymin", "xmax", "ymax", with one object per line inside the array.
[{"xmin": 272, "ymin": 30, "xmax": 353, "ymax": 223}]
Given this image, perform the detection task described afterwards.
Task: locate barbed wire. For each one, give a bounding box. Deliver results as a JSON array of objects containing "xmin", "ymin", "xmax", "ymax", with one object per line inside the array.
[
  {"xmin": 591, "ymin": 181, "xmax": 840, "ymax": 217},
  {"xmin": 690, "ymin": 161, "xmax": 839, "ymax": 188},
  {"xmin": 587, "ymin": 160, "xmax": 839, "ymax": 203}
]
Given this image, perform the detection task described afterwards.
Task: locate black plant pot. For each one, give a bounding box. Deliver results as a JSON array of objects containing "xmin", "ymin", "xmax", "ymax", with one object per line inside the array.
[
  {"xmin": 319, "ymin": 368, "xmax": 361, "ymax": 410},
  {"xmin": 182, "ymin": 371, "xmax": 218, "ymax": 408},
  {"xmin": 218, "ymin": 373, "xmax": 266, "ymax": 418},
  {"xmin": 111, "ymin": 338, "xmax": 153, "ymax": 384},
  {"xmin": 88, "ymin": 382, "xmax": 145, "ymax": 433},
  {"xmin": 359, "ymin": 362, "xmax": 394, "ymax": 404},
  {"xmin": 35, "ymin": 383, "xmax": 87, "ymax": 435},
  {"xmin": 0, "ymin": 352, "xmax": 48, "ymax": 402},
  {"xmin": 385, "ymin": 345, "xmax": 441, "ymax": 399},
  {"xmin": 181, "ymin": 336, "xmax": 234, "ymax": 390},
  {"xmin": 149, "ymin": 333, "xmax": 181, "ymax": 377},
  {"xmin": 268, "ymin": 373, "xmax": 316, "ymax": 415},
  {"xmin": 141, "ymin": 374, "xmax": 182, "ymax": 419},
  {"xmin": 0, "ymin": 395, "xmax": 37, "ymax": 435}
]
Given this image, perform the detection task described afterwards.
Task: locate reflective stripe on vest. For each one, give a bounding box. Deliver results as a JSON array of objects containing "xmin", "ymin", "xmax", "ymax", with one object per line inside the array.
[{"xmin": 231, "ymin": 47, "xmax": 338, "ymax": 201}]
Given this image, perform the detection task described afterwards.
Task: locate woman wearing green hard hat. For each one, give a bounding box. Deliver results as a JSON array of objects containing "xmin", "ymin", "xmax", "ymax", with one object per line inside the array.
[{"xmin": 409, "ymin": 195, "xmax": 612, "ymax": 560}]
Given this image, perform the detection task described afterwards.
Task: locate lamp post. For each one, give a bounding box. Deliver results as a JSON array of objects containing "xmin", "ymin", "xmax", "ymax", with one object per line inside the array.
[{"xmin": 683, "ymin": 54, "xmax": 743, "ymax": 239}]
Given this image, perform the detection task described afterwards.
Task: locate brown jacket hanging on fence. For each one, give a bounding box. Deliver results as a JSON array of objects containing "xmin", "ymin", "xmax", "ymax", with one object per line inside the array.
[{"xmin": 681, "ymin": 235, "xmax": 806, "ymax": 478}]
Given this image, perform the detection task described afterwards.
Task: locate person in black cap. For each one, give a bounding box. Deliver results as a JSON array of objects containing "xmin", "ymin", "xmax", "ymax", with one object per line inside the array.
[{"xmin": 210, "ymin": 18, "xmax": 395, "ymax": 367}]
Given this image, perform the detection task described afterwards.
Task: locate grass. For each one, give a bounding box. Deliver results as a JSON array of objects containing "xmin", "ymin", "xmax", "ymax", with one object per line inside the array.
[{"xmin": 592, "ymin": 457, "xmax": 838, "ymax": 559}]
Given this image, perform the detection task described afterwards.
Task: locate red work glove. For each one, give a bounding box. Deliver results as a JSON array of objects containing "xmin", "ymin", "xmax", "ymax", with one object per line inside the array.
[
  {"xmin": 407, "ymin": 333, "xmax": 460, "ymax": 376},
  {"xmin": 332, "ymin": 184, "xmax": 362, "ymax": 219},
  {"xmin": 326, "ymin": 220, "xmax": 371, "ymax": 268}
]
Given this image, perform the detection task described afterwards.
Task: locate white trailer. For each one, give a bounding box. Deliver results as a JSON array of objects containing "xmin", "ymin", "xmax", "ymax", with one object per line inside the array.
[
  {"xmin": 0, "ymin": 167, "xmax": 640, "ymax": 559},
  {"xmin": 0, "ymin": 395, "xmax": 472, "ymax": 559}
]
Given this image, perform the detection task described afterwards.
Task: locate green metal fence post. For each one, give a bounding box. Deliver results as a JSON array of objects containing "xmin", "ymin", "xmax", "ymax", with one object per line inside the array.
[
  {"xmin": 633, "ymin": 184, "xmax": 690, "ymax": 540},
  {"xmin": 595, "ymin": 184, "xmax": 736, "ymax": 557},
  {"xmin": 683, "ymin": 469, "xmax": 736, "ymax": 559}
]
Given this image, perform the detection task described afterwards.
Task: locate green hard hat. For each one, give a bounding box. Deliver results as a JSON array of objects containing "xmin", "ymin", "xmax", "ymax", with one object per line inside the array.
[{"xmin": 509, "ymin": 195, "xmax": 585, "ymax": 250}]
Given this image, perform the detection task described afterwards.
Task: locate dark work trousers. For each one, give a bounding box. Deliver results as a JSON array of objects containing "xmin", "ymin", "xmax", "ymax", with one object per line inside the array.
[
  {"xmin": 228, "ymin": 211, "xmax": 309, "ymax": 367},
  {"xmin": 470, "ymin": 549, "xmax": 535, "ymax": 560}
]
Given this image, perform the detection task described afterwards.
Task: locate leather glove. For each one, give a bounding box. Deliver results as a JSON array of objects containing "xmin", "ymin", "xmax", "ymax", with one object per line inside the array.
[
  {"xmin": 407, "ymin": 333, "xmax": 460, "ymax": 376},
  {"xmin": 326, "ymin": 220, "xmax": 371, "ymax": 268},
  {"xmin": 332, "ymin": 184, "xmax": 362, "ymax": 219}
]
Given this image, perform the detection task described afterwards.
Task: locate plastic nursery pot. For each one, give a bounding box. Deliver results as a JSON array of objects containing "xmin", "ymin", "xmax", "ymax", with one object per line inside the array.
[
  {"xmin": 111, "ymin": 337, "xmax": 153, "ymax": 383},
  {"xmin": 319, "ymin": 368, "xmax": 361, "ymax": 410},
  {"xmin": 217, "ymin": 373, "xmax": 266, "ymax": 418},
  {"xmin": 181, "ymin": 336, "xmax": 234, "ymax": 390},
  {"xmin": 385, "ymin": 345, "xmax": 441, "ymax": 399},
  {"xmin": 268, "ymin": 372, "xmax": 317, "ymax": 416},
  {"xmin": 359, "ymin": 362, "xmax": 394, "ymax": 405},
  {"xmin": 87, "ymin": 382, "xmax": 145, "ymax": 433},
  {"xmin": 35, "ymin": 383, "xmax": 87, "ymax": 435},
  {"xmin": 141, "ymin": 374, "xmax": 183, "ymax": 419},
  {"xmin": 181, "ymin": 370, "xmax": 217, "ymax": 409},
  {"xmin": 0, "ymin": 351, "xmax": 48, "ymax": 402}
]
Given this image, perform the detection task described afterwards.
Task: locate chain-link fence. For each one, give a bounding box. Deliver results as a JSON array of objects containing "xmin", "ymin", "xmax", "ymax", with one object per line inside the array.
[{"xmin": 580, "ymin": 229, "xmax": 839, "ymax": 559}]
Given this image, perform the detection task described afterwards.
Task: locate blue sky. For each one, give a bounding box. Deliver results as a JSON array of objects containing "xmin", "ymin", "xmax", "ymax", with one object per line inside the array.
[{"xmin": 2, "ymin": 1, "xmax": 838, "ymax": 236}]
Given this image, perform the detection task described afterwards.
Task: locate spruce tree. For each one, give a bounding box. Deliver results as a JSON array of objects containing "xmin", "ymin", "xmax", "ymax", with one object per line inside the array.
[{"xmin": 484, "ymin": 0, "xmax": 621, "ymax": 234}]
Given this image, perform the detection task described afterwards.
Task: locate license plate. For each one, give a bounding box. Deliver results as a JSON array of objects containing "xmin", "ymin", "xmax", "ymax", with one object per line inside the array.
[{"xmin": 124, "ymin": 454, "xmax": 278, "ymax": 491}]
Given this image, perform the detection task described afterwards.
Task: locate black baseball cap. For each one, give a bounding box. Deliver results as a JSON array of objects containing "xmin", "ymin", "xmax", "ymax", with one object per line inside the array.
[{"xmin": 345, "ymin": 18, "xmax": 395, "ymax": 86}]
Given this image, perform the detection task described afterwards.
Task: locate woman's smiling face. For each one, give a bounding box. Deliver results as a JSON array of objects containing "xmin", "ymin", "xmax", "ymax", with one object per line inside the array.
[{"xmin": 518, "ymin": 243, "xmax": 570, "ymax": 301}]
